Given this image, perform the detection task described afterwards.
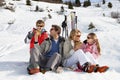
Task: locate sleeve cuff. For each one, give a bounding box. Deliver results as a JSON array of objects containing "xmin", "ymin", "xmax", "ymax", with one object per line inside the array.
[{"xmin": 34, "ymin": 41, "xmax": 38, "ymax": 44}]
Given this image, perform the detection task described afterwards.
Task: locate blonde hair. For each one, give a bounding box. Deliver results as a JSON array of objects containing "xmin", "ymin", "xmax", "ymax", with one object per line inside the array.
[
  {"xmin": 69, "ymin": 29, "xmax": 81, "ymax": 40},
  {"xmin": 88, "ymin": 33, "xmax": 101, "ymax": 54}
]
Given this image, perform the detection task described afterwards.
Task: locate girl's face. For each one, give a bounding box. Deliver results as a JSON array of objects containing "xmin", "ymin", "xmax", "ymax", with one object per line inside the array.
[{"xmin": 87, "ymin": 35, "xmax": 94, "ymax": 44}]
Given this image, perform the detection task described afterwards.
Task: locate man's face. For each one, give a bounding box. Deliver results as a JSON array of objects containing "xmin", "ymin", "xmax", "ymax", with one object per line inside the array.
[{"xmin": 50, "ymin": 27, "xmax": 57, "ymax": 37}]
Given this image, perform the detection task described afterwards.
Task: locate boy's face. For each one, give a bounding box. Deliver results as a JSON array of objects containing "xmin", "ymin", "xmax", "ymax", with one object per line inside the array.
[{"xmin": 36, "ymin": 23, "xmax": 44, "ymax": 31}]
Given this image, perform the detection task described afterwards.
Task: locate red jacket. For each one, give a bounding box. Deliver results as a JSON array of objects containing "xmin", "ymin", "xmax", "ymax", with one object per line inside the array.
[{"xmin": 30, "ymin": 28, "xmax": 48, "ymax": 49}]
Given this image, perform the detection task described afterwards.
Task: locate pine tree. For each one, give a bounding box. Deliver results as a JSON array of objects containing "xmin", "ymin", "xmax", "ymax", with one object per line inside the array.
[
  {"xmin": 108, "ymin": 2, "xmax": 112, "ymax": 8},
  {"xmin": 59, "ymin": 0, "xmax": 63, "ymax": 3},
  {"xmin": 33, "ymin": 0, "xmax": 39, "ymax": 1},
  {"xmin": 88, "ymin": 22, "xmax": 95, "ymax": 30},
  {"xmin": 88, "ymin": 0, "xmax": 91, "ymax": 6},
  {"xmin": 83, "ymin": 0, "xmax": 91, "ymax": 7},
  {"xmin": 75, "ymin": 0, "xmax": 81, "ymax": 7},
  {"xmin": 35, "ymin": 5, "xmax": 39, "ymax": 11},
  {"xmin": 95, "ymin": 3, "xmax": 101, "ymax": 7},
  {"xmin": 103, "ymin": 13, "xmax": 105, "ymax": 17},
  {"xmin": 102, "ymin": 0, "xmax": 105, "ymax": 4},
  {"xmin": 68, "ymin": 2, "xmax": 73, "ymax": 9},
  {"xmin": 26, "ymin": 0, "xmax": 31, "ymax": 6},
  {"xmin": 83, "ymin": 1, "xmax": 88, "ymax": 7}
]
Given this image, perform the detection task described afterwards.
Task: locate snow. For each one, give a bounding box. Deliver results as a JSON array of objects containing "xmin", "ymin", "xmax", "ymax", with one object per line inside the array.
[
  {"xmin": 63, "ymin": 0, "xmax": 111, "ymax": 3},
  {"xmin": 0, "ymin": 0, "xmax": 120, "ymax": 80}
]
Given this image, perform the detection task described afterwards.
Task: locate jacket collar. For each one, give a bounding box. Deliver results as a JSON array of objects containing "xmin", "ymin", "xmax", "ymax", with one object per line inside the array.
[{"xmin": 47, "ymin": 35, "xmax": 65, "ymax": 43}]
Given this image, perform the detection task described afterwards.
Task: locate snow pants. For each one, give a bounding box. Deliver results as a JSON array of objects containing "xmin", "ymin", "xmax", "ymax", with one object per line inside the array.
[
  {"xmin": 29, "ymin": 48, "xmax": 61, "ymax": 70},
  {"xmin": 63, "ymin": 49, "xmax": 98, "ymax": 67}
]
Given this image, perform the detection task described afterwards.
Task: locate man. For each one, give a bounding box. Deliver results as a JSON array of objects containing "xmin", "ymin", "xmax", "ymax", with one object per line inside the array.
[{"xmin": 27, "ymin": 25, "xmax": 65, "ymax": 74}]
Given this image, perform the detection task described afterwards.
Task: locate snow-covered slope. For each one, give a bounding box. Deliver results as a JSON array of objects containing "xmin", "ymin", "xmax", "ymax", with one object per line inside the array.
[{"xmin": 0, "ymin": 0, "xmax": 120, "ymax": 80}]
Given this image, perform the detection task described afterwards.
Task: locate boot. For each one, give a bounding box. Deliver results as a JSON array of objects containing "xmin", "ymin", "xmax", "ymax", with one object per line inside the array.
[
  {"xmin": 82, "ymin": 62, "xmax": 99, "ymax": 73},
  {"xmin": 87, "ymin": 65, "xmax": 97, "ymax": 73},
  {"xmin": 96, "ymin": 66, "xmax": 109, "ymax": 73},
  {"xmin": 27, "ymin": 63, "xmax": 40, "ymax": 75},
  {"xmin": 56, "ymin": 66, "xmax": 63, "ymax": 73},
  {"xmin": 77, "ymin": 62, "xmax": 83, "ymax": 70},
  {"xmin": 82, "ymin": 62, "xmax": 95, "ymax": 73},
  {"xmin": 28, "ymin": 68, "xmax": 40, "ymax": 75}
]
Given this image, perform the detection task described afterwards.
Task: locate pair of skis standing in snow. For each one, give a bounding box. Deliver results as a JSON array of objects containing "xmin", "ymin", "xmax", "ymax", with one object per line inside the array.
[{"xmin": 62, "ymin": 11, "xmax": 77, "ymax": 38}]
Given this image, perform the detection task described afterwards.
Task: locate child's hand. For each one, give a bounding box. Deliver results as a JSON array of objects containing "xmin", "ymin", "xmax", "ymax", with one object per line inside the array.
[
  {"xmin": 34, "ymin": 30, "xmax": 41, "ymax": 42},
  {"xmin": 35, "ymin": 30, "xmax": 41, "ymax": 36}
]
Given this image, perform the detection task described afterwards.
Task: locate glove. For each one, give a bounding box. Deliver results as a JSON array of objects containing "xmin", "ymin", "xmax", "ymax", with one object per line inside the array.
[{"xmin": 28, "ymin": 31, "xmax": 34, "ymax": 39}]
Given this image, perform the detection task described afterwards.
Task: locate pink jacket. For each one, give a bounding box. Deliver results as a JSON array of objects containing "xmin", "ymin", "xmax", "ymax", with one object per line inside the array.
[{"xmin": 81, "ymin": 43, "xmax": 100, "ymax": 59}]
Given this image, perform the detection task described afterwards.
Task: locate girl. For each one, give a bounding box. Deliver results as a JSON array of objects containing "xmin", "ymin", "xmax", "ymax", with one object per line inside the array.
[{"xmin": 82, "ymin": 33, "xmax": 101, "ymax": 59}]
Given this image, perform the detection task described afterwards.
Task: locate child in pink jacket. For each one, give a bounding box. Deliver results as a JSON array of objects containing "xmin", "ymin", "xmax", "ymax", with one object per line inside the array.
[{"xmin": 81, "ymin": 33, "xmax": 101, "ymax": 59}]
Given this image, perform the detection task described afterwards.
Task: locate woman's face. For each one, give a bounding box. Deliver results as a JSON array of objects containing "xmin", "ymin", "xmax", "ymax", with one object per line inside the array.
[{"xmin": 73, "ymin": 32, "xmax": 81, "ymax": 42}]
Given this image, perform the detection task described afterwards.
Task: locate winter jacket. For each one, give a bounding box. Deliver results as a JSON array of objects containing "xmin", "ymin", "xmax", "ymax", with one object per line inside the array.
[
  {"xmin": 81, "ymin": 42, "xmax": 100, "ymax": 59},
  {"xmin": 34, "ymin": 36, "xmax": 65, "ymax": 58},
  {"xmin": 24, "ymin": 28, "xmax": 48, "ymax": 49},
  {"xmin": 63, "ymin": 38, "xmax": 74, "ymax": 60},
  {"xmin": 44, "ymin": 37, "xmax": 61, "ymax": 57}
]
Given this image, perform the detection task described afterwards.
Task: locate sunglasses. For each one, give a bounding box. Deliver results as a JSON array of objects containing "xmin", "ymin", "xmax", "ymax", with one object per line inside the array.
[
  {"xmin": 50, "ymin": 28, "xmax": 55, "ymax": 31},
  {"xmin": 37, "ymin": 24, "xmax": 44, "ymax": 27},
  {"xmin": 87, "ymin": 36, "xmax": 92, "ymax": 39},
  {"xmin": 76, "ymin": 35, "xmax": 81, "ymax": 37}
]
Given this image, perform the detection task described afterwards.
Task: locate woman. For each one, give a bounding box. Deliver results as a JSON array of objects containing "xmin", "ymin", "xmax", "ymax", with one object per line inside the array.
[
  {"xmin": 63, "ymin": 29, "xmax": 81, "ymax": 60},
  {"xmin": 63, "ymin": 29, "xmax": 88, "ymax": 70}
]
